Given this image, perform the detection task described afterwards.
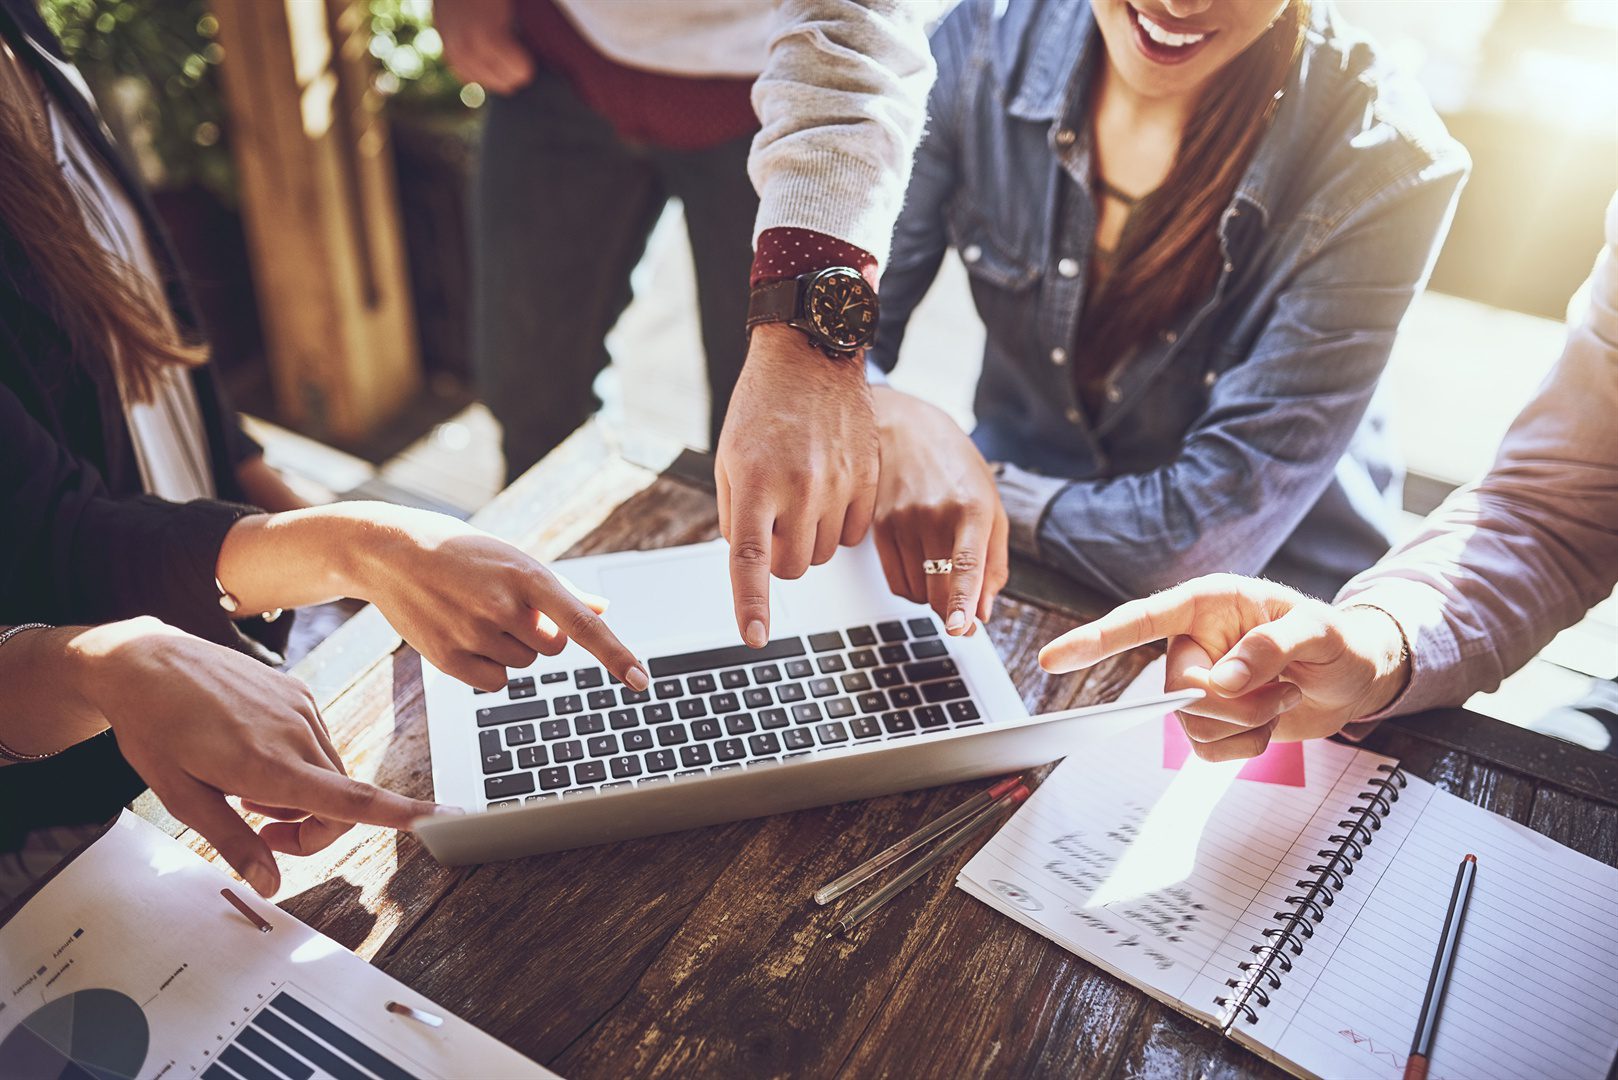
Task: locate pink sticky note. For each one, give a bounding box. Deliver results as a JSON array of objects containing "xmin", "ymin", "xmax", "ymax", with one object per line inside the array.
[{"xmin": 1161, "ymin": 714, "xmax": 1307, "ymax": 787}]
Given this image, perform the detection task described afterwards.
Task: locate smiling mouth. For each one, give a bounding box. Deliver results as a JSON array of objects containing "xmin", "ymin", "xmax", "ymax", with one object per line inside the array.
[{"xmin": 1127, "ymin": 4, "xmax": 1217, "ymax": 66}]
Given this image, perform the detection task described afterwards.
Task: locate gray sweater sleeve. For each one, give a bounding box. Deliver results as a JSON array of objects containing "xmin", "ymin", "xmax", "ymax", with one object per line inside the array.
[{"xmin": 748, "ymin": 0, "xmax": 936, "ymax": 264}]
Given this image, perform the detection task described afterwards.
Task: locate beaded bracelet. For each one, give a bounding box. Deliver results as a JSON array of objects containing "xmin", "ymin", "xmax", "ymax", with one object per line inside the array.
[{"xmin": 0, "ymin": 623, "xmax": 63, "ymax": 762}]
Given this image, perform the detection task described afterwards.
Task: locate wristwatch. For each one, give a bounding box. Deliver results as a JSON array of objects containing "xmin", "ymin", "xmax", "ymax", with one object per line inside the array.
[{"xmin": 745, "ymin": 266, "xmax": 879, "ymax": 360}]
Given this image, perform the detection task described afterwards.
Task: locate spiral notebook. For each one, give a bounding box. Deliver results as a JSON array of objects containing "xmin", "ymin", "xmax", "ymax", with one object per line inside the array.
[{"xmin": 957, "ymin": 668, "xmax": 1618, "ymax": 1080}]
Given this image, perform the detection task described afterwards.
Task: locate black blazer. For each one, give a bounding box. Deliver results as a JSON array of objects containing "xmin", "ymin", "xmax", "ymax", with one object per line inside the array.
[{"xmin": 0, "ymin": 0, "xmax": 290, "ymax": 846}]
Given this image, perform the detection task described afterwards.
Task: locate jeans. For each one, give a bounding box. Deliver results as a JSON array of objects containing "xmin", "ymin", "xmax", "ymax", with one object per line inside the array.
[{"xmin": 473, "ymin": 70, "xmax": 758, "ymax": 482}]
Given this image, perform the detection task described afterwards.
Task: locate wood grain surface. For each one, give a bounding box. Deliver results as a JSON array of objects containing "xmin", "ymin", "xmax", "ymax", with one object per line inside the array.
[{"xmin": 147, "ymin": 438, "xmax": 1618, "ymax": 1079}]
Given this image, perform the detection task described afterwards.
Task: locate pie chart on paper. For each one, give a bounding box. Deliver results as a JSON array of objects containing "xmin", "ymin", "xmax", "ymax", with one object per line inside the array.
[{"xmin": 0, "ymin": 988, "xmax": 149, "ymax": 1080}]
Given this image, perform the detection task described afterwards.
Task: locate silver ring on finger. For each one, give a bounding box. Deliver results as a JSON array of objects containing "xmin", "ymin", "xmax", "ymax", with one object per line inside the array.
[{"xmin": 922, "ymin": 558, "xmax": 954, "ymax": 576}]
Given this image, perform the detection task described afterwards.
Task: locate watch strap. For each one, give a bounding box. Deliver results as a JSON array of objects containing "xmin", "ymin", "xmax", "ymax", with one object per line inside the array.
[{"xmin": 745, "ymin": 279, "xmax": 800, "ymax": 330}]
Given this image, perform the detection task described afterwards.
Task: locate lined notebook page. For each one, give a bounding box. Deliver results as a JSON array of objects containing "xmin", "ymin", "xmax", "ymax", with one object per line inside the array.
[
  {"xmin": 1244, "ymin": 778, "xmax": 1618, "ymax": 1080},
  {"xmin": 956, "ymin": 713, "xmax": 1400, "ymax": 1023}
]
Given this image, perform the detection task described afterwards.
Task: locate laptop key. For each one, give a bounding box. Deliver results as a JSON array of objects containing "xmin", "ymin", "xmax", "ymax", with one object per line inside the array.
[
  {"xmin": 620, "ymin": 686, "xmax": 651, "ymax": 704},
  {"xmin": 712, "ymin": 762, "xmax": 742, "ymax": 772},
  {"xmin": 657, "ymin": 725, "xmax": 689, "ymax": 746},
  {"xmin": 710, "ymin": 692, "xmax": 740, "ymax": 714},
  {"xmin": 575, "ymin": 713, "xmax": 606, "ymax": 735},
  {"xmin": 644, "ymin": 703, "xmax": 675, "ymax": 724},
  {"xmin": 783, "ymin": 728, "xmax": 814, "ymax": 751},
  {"xmin": 688, "ymin": 673, "xmax": 717, "ymax": 694},
  {"xmin": 882, "ymin": 710, "xmax": 916, "ymax": 734},
  {"xmin": 602, "ymin": 781, "xmax": 633, "ymax": 791},
  {"xmin": 574, "ymin": 668, "xmax": 604, "ymax": 689},
  {"xmin": 743, "ymin": 687, "xmax": 773, "ymax": 708},
  {"xmin": 910, "ymin": 638, "xmax": 949, "ymax": 660},
  {"xmin": 504, "ymin": 723, "xmax": 537, "ymax": 746},
  {"xmin": 478, "ymin": 730, "xmax": 502, "ymax": 757},
  {"xmin": 680, "ymin": 744, "xmax": 713, "ymax": 768},
  {"xmin": 916, "ymin": 705, "xmax": 948, "ymax": 729},
  {"xmin": 851, "ymin": 716, "xmax": 883, "ymax": 739},
  {"xmin": 507, "ymin": 677, "xmax": 537, "ymax": 700},
  {"xmin": 675, "ymin": 768, "xmax": 707, "ymax": 779},
  {"xmin": 538, "ymin": 766, "xmax": 570, "ymax": 790},
  {"xmin": 817, "ymin": 655, "xmax": 847, "ymax": 674},
  {"xmin": 517, "ymin": 745, "xmax": 549, "ymax": 769},
  {"xmin": 848, "ymin": 649, "xmax": 879, "ymax": 669},
  {"xmin": 691, "ymin": 718, "xmax": 722, "ymax": 740},
  {"xmin": 539, "ymin": 718, "xmax": 571, "ymax": 741},
  {"xmin": 587, "ymin": 735, "xmax": 618, "ymax": 757},
  {"xmin": 847, "ymin": 625, "xmax": 879, "ymax": 647},
  {"xmin": 609, "ymin": 708, "xmax": 639, "ymax": 729},
  {"xmin": 747, "ymin": 758, "xmax": 779, "ymax": 769},
  {"xmin": 563, "ymin": 788, "xmax": 595, "ymax": 799},
  {"xmin": 785, "ymin": 659, "xmax": 814, "ymax": 679},
  {"xmin": 587, "ymin": 690, "xmax": 616, "ymax": 710},
  {"xmin": 752, "ymin": 663, "xmax": 783, "ymax": 683},
  {"xmin": 757, "ymin": 708, "xmax": 789, "ymax": 730},
  {"xmin": 724, "ymin": 713, "xmax": 756, "ymax": 736},
  {"xmin": 808, "ymin": 677, "xmax": 838, "ymax": 698},
  {"xmin": 889, "ymin": 686, "xmax": 922, "ymax": 709},
  {"xmin": 488, "ymin": 799, "xmax": 518, "ymax": 809},
  {"xmin": 908, "ymin": 617, "xmax": 941, "ymax": 638},
  {"xmin": 825, "ymin": 697, "xmax": 856, "ymax": 719},
  {"xmin": 879, "ymin": 644, "xmax": 910, "ymax": 665},
  {"xmin": 840, "ymin": 671, "xmax": 873, "ymax": 693},
  {"xmin": 720, "ymin": 669, "xmax": 749, "ymax": 689},
  {"xmin": 714, "ymin": 738, "xmax": 746, "ymax": 762},
  {"xmin": 552, "ymin": 739, "xmax": 584, "ymax": 763},
  {"xmin": 609, "ymin": 755, "xmax": 642, "ymax": 779},
  {"xmin": 877, "ymin": 620, "xmax": 908, "ymax": 642},
  {"xmin": 645, "ymin": 749, "xmax": 677, "ymax": 773},
  {"xmin": 777, "ymin": 683, "xmax": 807, "ymax": 703},
  {"xmin": 540, "ymin": 671, "xmax": 568, "ymax": 684},
  {"xmin": 554, "ymin": 694, "xmax": 584, "ymax": 715},
  {"xmin": 922, "ymin": 679, "xmax": 971, "ymax": 703},
  {"xmin": 748, "ymin": 732, "xmax": 782, "ymax": 756},
  {"xmin": 948, "ymin": 701, "xmax": 981, "ymax": 723},
  {"xmin": 905, "ymin": 658, "xmax": 959, "ymax": 683},
  {"xmin": 808, "ymin": 631, "xmax": 845, "ymax": 652},
  {"xmin": 478, "ymin": 700, "xmax": 548, "ymax": 727},
  {"xmin": 873, "ymin": 666, "xmax": 904, "ymax": 688},
  {"xmin": 815, "ymin": 721, "xmax": 850, "ymax": 745},
  {"xmin": 676, "ymin": 699, "xmax": 707, "ymax": 719},
  {"xmin": 526, "ymin": 792, "xmax": 557, "ymax": 802},
  {"xmin": 792, "ymin": 703, "xmax": 823, "ymax": 725},
  {"xmin": 623, "ymin": 729, "xmax": 653, "ymax": 752},
  {"xmin": 654, "ymin": 679, "xmax": 683, "ymax": 699},
  {"xmin": 482, "ymin": 751, "xmax": 514, "ymax": 775},
  {"xmin": 575, "ymin": 761, "xmax": 607, "ymax": 785},
  {"xmin": 639, "ymin": 776, "xmax": 670, "ymax": 786},
  {"xmin": 856, "ymin": 691, "xmax": 888, "ymax": 713}
]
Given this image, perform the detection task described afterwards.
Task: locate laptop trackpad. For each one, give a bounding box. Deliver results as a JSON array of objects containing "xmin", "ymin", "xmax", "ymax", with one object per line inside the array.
[{"xmin": 594, "ymin": 551, "xmax": 789, "ymax": 647}]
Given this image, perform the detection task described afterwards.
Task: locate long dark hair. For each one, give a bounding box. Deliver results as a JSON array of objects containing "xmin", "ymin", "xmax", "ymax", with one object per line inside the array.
[
  {"xmin": 0, "ymin": 86, "xmax": 206, "ymax": 403},
  {"xmin": 1079, "ymin": 1, "xmax": 1308, "ymax": 380}
]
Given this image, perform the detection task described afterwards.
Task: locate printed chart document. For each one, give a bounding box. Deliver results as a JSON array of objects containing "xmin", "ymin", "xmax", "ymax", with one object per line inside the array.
[
  {"xmin": 0, "ymin": 811, "xmax": 553, "ymax": 1080},
  {"xmin": 958, "ymin": 664, "xmax": 1618, "ymax": 1080}
]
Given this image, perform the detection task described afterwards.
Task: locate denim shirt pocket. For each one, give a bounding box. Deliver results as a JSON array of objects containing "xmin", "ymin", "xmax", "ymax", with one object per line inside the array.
[{"xmin": 948, "ymin": 216, "xmax": 1044, "ymax": 357}]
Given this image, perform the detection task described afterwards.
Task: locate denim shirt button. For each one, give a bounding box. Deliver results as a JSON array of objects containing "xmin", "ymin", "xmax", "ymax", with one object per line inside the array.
[
  {"xmin": 1223, "ymin": 260, "xmax": 1235, "ymax": 273},
  {"xmin": 1057, "ymin": 257, "xmax": 1080, "ymax": 278},
  {"xmin": 1064, "ymin": 406, "xmax": 1082, "ymax": 424},
  {"xmin": 1050, "ymin": 347, "xmax": 1068, "ymax": 365},
  {"xmin": 1054, "ymin": 127, "xmax": 1077, "ymax": 148},
  {"xmin": 1203, "ymin": 370, "xmax": 1219, "ymax": 388},
  {"xmin": 1105, "ymin": 384, "xmax": 1123, "ymax": 404},
  {"xmin": 962, "ymin": 244, "xmax": 983, "ymax": 264},
  {"xmin": 1160, "ymin": 329, "xmax": 1178, "ymax": 344}
]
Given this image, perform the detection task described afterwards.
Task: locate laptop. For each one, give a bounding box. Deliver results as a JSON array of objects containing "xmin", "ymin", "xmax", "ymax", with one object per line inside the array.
[{"xmin": 416, "ymin": 539, "xmax": 1196, "ymax": 865}]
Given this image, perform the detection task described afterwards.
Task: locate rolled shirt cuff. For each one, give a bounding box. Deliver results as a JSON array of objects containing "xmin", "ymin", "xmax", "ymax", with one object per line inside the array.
[
  {"xmin": 995, "ymin": 462, "xmax": 1069, "ymax": 561},
  {"xmin": 1332, "ymin": 576, "xmax": 1467, "ymax": 737}
]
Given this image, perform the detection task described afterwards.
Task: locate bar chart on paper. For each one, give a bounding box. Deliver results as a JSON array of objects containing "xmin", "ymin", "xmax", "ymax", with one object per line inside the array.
[{"xmin": 0, "ymin": 813, "xmax": 553, "ymax": 1080}]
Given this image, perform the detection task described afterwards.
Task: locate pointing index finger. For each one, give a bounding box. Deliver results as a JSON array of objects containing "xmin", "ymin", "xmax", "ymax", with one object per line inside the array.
[
  {"xmin": 728, "ymin": 499, "xmax": 775, "ymax": 648},
  {"xmin": 1038, "ymin": 585, "xmax": 1201, "ymax": 673}
]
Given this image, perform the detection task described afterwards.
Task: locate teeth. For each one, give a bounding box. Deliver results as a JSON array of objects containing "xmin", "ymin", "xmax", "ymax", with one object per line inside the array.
[{"xmin": 1136, "ymin": 10, "xmax": 1206, "ymax": 48}]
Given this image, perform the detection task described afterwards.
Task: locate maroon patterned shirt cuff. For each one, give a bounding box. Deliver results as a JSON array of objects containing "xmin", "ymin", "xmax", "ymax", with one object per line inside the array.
[{"xmin": 751, "ymin": 228, "xmax": 880, "ymax": 292}]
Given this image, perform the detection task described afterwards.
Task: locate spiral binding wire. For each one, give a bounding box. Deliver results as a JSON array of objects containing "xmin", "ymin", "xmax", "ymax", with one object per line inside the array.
[{"xmin": 1215, "ymin": 763, "xmax": 1407, "ymax": 1029}]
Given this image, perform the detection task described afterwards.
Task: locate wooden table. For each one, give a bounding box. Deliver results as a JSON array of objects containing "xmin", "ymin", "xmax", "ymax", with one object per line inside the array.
[{"xmin": 143, "ymin": 424, "xmax": 1618, "ymax": 1079}]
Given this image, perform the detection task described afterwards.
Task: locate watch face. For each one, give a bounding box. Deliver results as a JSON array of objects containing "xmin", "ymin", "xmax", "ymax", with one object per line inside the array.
[{"xmin": 803, "ymin": 268, "xmax": 877, "ymax": 352}]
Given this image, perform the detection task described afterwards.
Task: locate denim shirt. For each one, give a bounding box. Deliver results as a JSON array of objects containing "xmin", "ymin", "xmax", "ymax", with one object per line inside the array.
[{"xmin": 870, "ymin": 0, "xmax": 1469, "ymax": 601}]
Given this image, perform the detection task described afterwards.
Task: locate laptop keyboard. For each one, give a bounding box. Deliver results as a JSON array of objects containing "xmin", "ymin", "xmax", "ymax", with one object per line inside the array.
[{"xmin": 471, "ymin": 615, "xmax": 984, "ymax": 808}]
